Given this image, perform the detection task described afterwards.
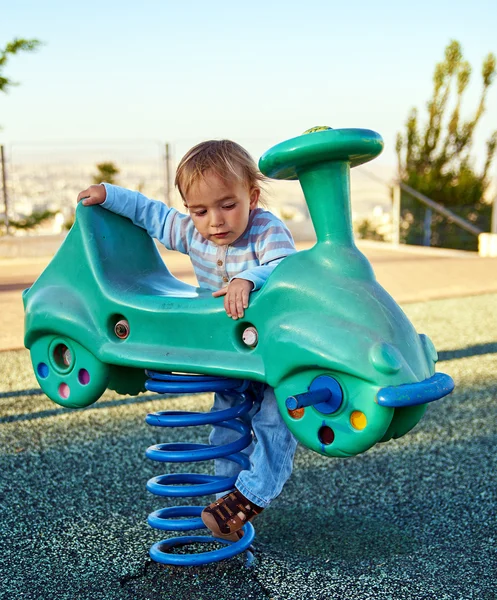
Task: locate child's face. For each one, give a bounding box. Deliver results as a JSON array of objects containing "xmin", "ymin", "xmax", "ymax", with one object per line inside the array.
[{"xmin": 184, "ymin": 170, "xmax": 260, "ymax": 246}]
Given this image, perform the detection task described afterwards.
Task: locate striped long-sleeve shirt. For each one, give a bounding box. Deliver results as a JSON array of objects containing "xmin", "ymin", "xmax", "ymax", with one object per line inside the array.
[{"xmin": 102, "ymin": 184, "xmax": 296, "ymax": 291}]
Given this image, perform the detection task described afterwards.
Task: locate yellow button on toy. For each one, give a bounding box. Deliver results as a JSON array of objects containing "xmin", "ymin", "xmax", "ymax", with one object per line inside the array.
[{"xmin": 350, "ymin": 411, "xmax": 367, "ymax": 430}]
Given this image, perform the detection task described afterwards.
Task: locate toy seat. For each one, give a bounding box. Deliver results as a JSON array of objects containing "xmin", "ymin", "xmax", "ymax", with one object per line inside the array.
[{"xmin": 78, "ymin": 202, "xmax": 198, "ymax": 299}]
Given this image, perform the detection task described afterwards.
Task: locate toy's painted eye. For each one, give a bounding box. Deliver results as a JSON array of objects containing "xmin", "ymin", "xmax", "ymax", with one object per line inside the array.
[
  {"xmin": 370, "ymin": 342, "xmax": 402, "ymax": 374},
  {"xmin": 419, "ymin": 334, "xmax": 438, "ymax": 363}
]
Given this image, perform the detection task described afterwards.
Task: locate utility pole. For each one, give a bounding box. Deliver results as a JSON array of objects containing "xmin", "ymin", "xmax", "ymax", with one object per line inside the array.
[
  {"xmin": 164, "ymin": 143, "xmax": 172, "ymax": 207},
  {"xmin": 1, "ymin": 145, "xmax": 9, "ymax": 235}
]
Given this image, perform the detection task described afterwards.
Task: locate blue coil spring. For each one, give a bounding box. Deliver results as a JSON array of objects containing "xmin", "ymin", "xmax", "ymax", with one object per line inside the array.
[{"xmin": 144, "ymin": 370, "xmax": 256, "ymax": 566}]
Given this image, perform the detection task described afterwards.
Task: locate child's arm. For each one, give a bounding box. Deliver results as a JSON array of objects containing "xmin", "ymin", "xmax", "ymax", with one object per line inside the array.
[
  {"xmin": 77, "ymin": 184, "xmax": 193, "ymax": 254},
  {"xmin": 212, "ymin": 215, "xmax": 296, "ymax": 320}
]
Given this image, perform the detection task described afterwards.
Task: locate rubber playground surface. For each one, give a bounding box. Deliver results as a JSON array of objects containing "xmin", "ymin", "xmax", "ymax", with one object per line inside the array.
[{"xmin": 0, "ymin": 289, "xmax": 496, "ymax": 600}]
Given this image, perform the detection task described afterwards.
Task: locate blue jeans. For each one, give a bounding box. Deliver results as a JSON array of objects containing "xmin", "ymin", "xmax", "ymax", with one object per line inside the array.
[{"xmin": 209, "ymin": 383, "xmax": 298, "ymax": 509}]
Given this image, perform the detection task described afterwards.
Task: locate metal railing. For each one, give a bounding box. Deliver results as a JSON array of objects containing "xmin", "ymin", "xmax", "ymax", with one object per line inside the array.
[{"xmin": 391, "ymin": 183, "xmax": 486, "ymax": 247}]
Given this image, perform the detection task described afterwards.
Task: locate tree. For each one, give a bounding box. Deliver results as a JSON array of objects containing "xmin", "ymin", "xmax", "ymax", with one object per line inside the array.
[
  {"xmin": 93, "ymin": 162, "xmax": 120, "ymax": 184},
  {"xmin": 396, "ymin": 40, "xmax": 496, "ymax": 250},
  {"xmin": 1, "ymin": 37, "xmax": 45, "ymax": 234},
  {"xmin": 8, "ymin": 209, "xmax": 57, "ymax": 230},
  {"xmin": 0, "ymin": 37, "xmax": 43, "ymax": 94}
]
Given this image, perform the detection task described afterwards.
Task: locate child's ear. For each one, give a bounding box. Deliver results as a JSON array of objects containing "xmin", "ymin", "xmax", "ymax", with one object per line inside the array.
[{"xmin": 249, "ymin": 187, "xmax": 260, "ymax": 209}]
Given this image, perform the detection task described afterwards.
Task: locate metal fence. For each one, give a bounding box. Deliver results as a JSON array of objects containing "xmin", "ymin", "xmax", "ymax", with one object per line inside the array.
[
  {"xmin": 391, "ymin": 183, "xmax": 494, "ymax": 252},
  {"xmin": 0, "ymin": 138, "xmax": 394, "ymax": 241}
]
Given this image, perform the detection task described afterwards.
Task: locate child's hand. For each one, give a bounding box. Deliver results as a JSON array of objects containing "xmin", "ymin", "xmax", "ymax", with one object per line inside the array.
[
  {"xmin": 212, "ymin": 278, "xmax": 254, "ymax": 320},
  {"xmin": 77, "ymin": 184, "xmax": 107, "ymax": 206}
]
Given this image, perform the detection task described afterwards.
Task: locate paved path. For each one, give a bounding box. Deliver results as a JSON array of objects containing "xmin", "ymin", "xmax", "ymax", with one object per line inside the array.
[{"xmin": 2, "ymin": 241, "xmax": 497, "ymax": 351}]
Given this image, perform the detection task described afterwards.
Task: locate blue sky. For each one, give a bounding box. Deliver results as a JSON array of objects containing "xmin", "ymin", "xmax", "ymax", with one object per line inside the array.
[{"xmin": 1, "ymin": 0, "xmax": 496, "ymax": 168}]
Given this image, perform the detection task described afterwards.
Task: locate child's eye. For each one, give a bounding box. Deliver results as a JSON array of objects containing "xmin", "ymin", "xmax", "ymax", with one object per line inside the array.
[
  {"xmin": 223, "ymin": 203, "xmax": 236, "ymax": 210},
  {"xmin": 194, "ymin": 209, "xmax": 207, "ymax": 216}
]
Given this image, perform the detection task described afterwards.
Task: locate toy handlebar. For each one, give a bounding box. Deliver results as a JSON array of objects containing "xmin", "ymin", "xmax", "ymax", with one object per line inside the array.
[
  {"xmin": 259, "ymin": 127, "xmax": 384, "ymax": 246},
  {"xmin": 259, "ymin": 127, "xmax": 384, "ymax": 180}
]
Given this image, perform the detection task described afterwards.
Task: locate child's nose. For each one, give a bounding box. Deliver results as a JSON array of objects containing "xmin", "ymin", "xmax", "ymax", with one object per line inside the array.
[{"xmin": 210, "ymin": 210, "xmax": 224, "ymax": 228}]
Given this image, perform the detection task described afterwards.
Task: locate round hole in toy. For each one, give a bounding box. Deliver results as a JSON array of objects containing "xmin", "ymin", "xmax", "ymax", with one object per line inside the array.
[
  {"xmin": 37, "ymin": 363, "xmax": 49, "ymax": 379},
  {"xmin": 242, "ymin": 326, "xmax": 258, "ymax": 347},
  {"xmin": 114, "ymin": 319, "xmax": 130, "ymax": 339},
  {"xmin": 350, "ymin": 410, "xmax": 367, "ymax": 430},
  {"xmin": 78, "ymin": 369, "xmax": 90, "ymax": 385},
  {"xmin": 318, "ymin": 425, "xmax": 334, "ymax": 445},
  {"xmin": 58, "ymin": 383, "xmax": 70, "ymax": 399},
  {"xmin": 233, "ymin": 321, "xmax": 259, "ymax": 353},
  {"xmin": 53, "ymin": 343, "xmax": 72, "ymax": 370}
]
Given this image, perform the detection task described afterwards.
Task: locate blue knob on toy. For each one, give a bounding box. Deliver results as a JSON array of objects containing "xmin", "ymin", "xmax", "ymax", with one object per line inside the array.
[
  {"xmin": 286, "ymin": 388, "xmax": 331, "ymax": 410},
  {"xmin": 286, "ymin": 375, "xmax": 343, "ymax": 415}
]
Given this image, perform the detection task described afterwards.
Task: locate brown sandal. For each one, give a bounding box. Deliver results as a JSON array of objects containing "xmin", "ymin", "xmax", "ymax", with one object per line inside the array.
[
  {"xmin": 212, "ymin": 530, "xmax": 244, "ymax": 543},
  {"xmin": 201, "ymin": 489, "xmax": 263, "ymax": 536}
]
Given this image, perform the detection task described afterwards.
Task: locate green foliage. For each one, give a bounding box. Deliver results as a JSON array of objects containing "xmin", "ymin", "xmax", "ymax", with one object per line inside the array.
[
  {"xmin": 93, "ymin": 162, "xmax": 120, "ymax": 185},
  {"xmin": 396, "ymin": 40, "xmax": 496, "ymax": 250},
  {"xmin": 355, "ymin": 218, "xmax": 385, "ymax": 241},
  {"xmin": 0, "ymin": 38, "xmax": 48, "ymax": 235},
  {"xmin": 0, "ymin": 38, "xmax": 43, "ymax": 94},
  {"xmin": 6, "ymin": 210, "xmax": 57, "ymax": 232}
]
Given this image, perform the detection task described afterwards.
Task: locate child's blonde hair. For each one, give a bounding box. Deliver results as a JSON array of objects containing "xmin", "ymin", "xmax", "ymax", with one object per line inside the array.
[{"xmin": 175, "ymin": 140, "xmax": 267, "ymax": 205}]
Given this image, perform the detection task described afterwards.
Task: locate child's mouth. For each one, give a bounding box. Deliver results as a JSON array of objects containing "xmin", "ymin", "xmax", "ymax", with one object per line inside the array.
[{"xmin": 213, "ymin": 232, "xmax": 229, "ymax": 239}]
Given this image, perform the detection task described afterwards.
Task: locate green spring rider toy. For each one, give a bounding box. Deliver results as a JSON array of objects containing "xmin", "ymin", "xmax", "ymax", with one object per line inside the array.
[{"xmin": 23, "ymin": 127, "xmax": 454, "ymax": 566}]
